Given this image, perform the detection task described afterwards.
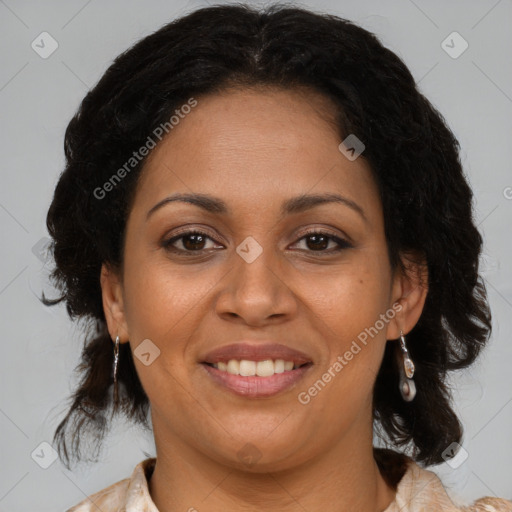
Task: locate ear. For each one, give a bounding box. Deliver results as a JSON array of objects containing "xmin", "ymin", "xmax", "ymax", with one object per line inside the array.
[
  {"xmin": 385, "ymin": 251, "xmax": 428, "ymax": 340},
  {"xmin": 100, "ymin": 263, "xmax": 129, "ymax": 343}
]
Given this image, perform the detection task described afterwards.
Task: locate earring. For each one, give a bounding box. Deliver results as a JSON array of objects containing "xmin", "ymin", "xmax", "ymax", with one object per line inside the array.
[
  {"xmin": 113, "ymin": 335, "xmax": 120, "ymax": 405},
  {"xmin": 398, "ymin": 330, "xmax": 416, "ymax": 402}
]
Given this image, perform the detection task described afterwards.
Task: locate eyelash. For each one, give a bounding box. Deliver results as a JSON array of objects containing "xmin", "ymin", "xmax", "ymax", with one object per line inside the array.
[{"xmin": 162, "ymin": 228, "xmax": 352, "ymax": 256}]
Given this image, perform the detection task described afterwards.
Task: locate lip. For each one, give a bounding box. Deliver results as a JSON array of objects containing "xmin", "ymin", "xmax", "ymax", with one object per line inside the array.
[
  {"xmin": 201, "ymin": 362, "xmax": 313, "ymax": 398},
  {"xmin": 199, "ymin": 342, "xmax": 314, "ymax": 398},
  {"xmin": 200, "ymin": 342, "xmax": 313, "ymax": 365}
]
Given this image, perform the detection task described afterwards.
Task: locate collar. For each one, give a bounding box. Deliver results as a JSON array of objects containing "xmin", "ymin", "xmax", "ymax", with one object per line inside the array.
[{"xmin": 124, "ymin": 456, "xmax": 461, "ymax": 511}]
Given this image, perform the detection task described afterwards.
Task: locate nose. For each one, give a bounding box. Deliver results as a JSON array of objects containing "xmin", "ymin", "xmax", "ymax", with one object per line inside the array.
[{"xmin": 214, "ymin": 244, "xmax": 298, "ymax": 327}]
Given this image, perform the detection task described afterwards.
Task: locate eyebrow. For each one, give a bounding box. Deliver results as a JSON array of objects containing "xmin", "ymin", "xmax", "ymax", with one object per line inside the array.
[{"xmin": 146, "ymin": 192, "xmax": 368, "ymax": 223}]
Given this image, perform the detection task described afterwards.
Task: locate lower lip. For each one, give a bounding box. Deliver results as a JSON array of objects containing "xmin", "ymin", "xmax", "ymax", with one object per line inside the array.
[{"xmin": 201, "ymin": 363, "xmax": 312, "ymax": 398}]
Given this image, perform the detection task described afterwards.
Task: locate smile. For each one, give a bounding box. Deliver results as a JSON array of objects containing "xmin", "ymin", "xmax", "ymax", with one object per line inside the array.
[
  {"xmin": 208, "ymin": 359, "xmax": 306, "ymax": 376},
  {"xmin": 201, "ymin": 360, "xmax": 313, "ymax": 398}
]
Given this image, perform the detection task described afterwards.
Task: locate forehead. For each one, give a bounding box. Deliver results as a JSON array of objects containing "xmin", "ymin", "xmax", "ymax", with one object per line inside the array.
[{"xmin": 133, "ymin": 87, "xmax": 380, "ymax": 221}]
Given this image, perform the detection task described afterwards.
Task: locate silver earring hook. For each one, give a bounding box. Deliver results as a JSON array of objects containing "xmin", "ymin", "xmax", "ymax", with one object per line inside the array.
[
  {"xmin": 113, "ymin": 335, "xmax": 120, "ymax": 405},
  {"xmin": 399, "ymin": 329, "xmax": 415, "ymax": 379}
]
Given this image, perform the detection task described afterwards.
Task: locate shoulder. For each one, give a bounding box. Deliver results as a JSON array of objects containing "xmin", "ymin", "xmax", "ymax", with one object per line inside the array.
[
  {"xmin": 460, "ymin": 497, "xmax": 512, "ymax": 511},
  {"xmin": 385, "ymin": 452, "xmax": 512, "ymax": 512},
  {"xmin": 65, "ymin": 477, "xmax": 130, "ymax": 511},
  {"xmin": 65, "ymin": 457, "xmax": 157, "ymax": 512}
]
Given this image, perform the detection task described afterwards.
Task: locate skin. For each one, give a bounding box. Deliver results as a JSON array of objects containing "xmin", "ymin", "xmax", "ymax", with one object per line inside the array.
[{"xmin": 101, "ymin": 87, "xmax": 428, "ymax": 512}]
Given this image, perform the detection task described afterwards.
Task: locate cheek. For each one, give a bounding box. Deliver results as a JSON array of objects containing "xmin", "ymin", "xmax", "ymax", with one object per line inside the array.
[
  {"xmin": 303, "ymin": 255, "xmax": 391, "ymax": 338},
  {"xmin": 120, "ymin": 256, "xmax": 231, "ymax": 399},
  {"xmin": 120, "ymin": 259, "xmax": 211, "ymax": 409},
  {"xmin": 300, "ymin": 253, "xmax": 392, "ymax": 395},
  {"xmin": 122, "ymin": 257, "xmax": 212, "ymax": 341}
]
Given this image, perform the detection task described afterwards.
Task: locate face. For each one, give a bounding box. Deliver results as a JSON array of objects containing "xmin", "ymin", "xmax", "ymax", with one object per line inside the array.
[{"xmin": 102, "ymin": 87, "xmax": 425, "ymax": 471}]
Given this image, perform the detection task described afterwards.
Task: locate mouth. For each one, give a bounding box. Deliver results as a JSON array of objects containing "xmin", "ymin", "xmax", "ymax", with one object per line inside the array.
[
  {"xmin": 199, "ymin": 342, "xmax": 314, "ymax": 398},
  {"xmin": 202, "ymin": 359, "xmax": 312, "ymax": 376}
]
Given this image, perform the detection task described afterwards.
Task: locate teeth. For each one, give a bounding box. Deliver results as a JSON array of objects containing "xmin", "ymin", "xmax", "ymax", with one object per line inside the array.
[
  {"xmin": 256, "ymin": 360, "xmax": 274, "ymax": 377},
  {"xmin": 240, "ymin": 360, "xmax": 256, "ymax": 376},
  {"xmin": 226, "ymin": 360, "xmax": 239, "ymax": 375},
  {"xmin": 274, "ymin": 359, "xmax": 285, "ymax": 374},
  {"xmin": 211, "ymin": 359, "xmax": 301, "ymax": 376}
]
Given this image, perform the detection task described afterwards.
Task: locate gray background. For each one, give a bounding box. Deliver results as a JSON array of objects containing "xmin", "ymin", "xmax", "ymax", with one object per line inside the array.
[{"xmin": 0, "ymin": 0, "xmax": 511, "ymax": 509}]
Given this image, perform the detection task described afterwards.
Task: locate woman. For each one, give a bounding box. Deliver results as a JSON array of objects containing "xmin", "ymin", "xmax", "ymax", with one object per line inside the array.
[{"xmin": 45, "ymin": 4, "xmax": 511, "ymax": 511}]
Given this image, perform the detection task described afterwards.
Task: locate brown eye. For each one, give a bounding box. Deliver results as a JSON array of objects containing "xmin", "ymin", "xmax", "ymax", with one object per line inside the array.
[
  {"xmin": 180, "ymin": 233, "xmax": 207, "ymax": 251},
  {"xmin": 293, "ymin": 230, "xmax": 352, "ymax": 253},
  {"xmin": 162, "ymin": 230, "xmax": 222, "ymax": 254},
  {"xmin": 304, "ymin": 233, "xmax": 330, "ymax": 251}
]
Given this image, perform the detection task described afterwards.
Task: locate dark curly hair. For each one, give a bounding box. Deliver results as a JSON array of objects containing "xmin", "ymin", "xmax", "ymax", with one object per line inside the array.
[{"xmin": 45, "ymin": 2, "xmax": 491, "ymax": 471}]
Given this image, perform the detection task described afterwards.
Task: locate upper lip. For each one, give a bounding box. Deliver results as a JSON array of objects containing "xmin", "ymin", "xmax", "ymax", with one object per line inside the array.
[{"xmin": 201, "ymin": 342, "xmax": 313, "ymax": 365}]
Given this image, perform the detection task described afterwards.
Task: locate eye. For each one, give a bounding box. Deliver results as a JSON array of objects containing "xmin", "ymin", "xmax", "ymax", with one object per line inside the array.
[
  {"xmin": 291, "ymin": 229, "xmax": 353, "ymax": 253},
  {"xmin": 162, "ymin": 228, "xmax": 352, "ymax": 256},
  {"xmin": 162, "ymin": 230, "xmax": 223, "ymax": 254}
]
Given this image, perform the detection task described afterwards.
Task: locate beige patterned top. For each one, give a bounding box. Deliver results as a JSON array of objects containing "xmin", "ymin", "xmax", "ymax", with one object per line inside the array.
[{"xmin": 66, "ymin": 456, "xmax": 512, "ymax": 511}]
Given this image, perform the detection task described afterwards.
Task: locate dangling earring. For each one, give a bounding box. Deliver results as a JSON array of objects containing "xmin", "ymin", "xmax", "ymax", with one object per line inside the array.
[
  {"xmin": 113, "ymin": 335, "xmax": 120, "ymax": 406},
  {"xmin": 398, "ymin": 330, "xmax": 416, "ymax": 402}
]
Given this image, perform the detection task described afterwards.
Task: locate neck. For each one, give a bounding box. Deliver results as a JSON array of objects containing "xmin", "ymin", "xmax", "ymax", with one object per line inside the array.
[{"xmin": 148, "ymin": 422, "xmax": 397, "ymax": 512}]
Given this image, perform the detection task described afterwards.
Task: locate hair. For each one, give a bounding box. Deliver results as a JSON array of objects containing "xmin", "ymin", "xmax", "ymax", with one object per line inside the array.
[{"xmin": 45, "ymin": 2, "xmax": 491, "ymax": 471}]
